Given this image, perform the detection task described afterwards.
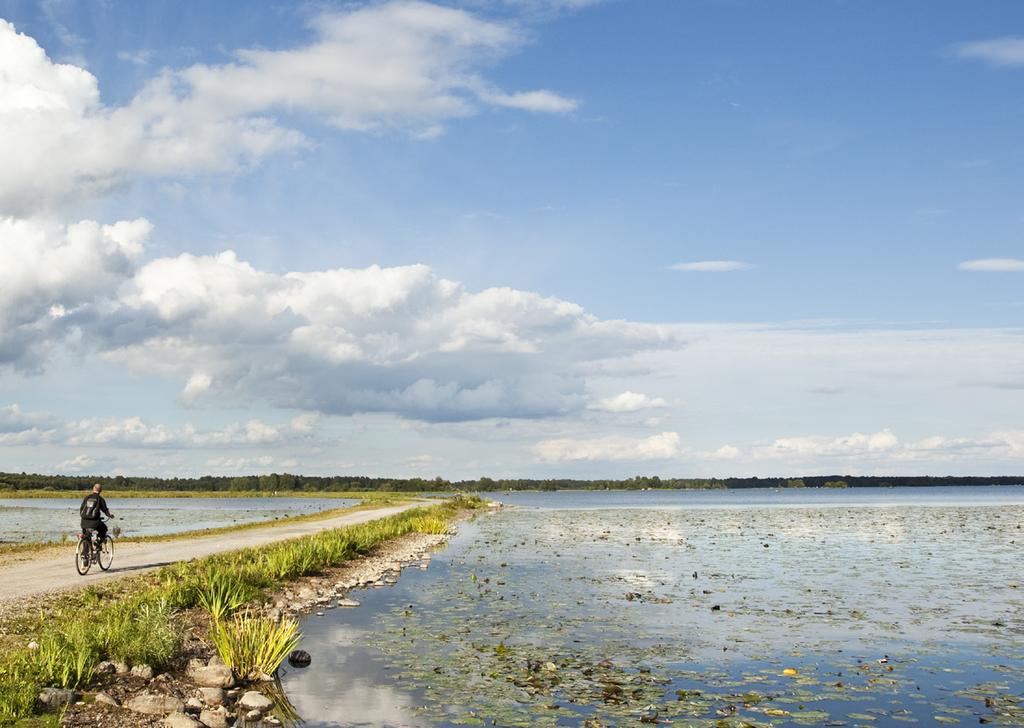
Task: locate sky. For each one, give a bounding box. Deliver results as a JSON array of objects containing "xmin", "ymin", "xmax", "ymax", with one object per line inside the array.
[{"xmin": 0, "ymin": 0, "xmax": 1022, "ymax": 480}]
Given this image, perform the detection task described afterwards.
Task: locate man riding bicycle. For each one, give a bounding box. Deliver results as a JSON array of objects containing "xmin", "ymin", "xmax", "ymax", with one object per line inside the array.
[{"xmin": 80, "ymin": 483, "xmax": 114, "ymax": 540}]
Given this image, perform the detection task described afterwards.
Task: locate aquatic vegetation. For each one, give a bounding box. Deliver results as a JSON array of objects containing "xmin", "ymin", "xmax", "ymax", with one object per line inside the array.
[
  {"xmin": 212, "ymin": 610, "xmax": 301, "ymax": 679},
  {"xmin": 283, "ymin": 500, "xmax": 1024, "ymax": 727}
]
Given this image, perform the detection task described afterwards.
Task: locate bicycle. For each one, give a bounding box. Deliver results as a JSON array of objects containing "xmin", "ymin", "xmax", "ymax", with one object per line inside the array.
[{"xmin": 75, "ymin": 517, "xmax": 115, "ymax": 575}]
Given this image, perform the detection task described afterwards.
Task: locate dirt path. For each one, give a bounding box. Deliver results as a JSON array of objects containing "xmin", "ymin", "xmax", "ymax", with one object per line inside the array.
[{"xmin": 0, "ymin": 502, "xmax": 422, "ymax": 608}]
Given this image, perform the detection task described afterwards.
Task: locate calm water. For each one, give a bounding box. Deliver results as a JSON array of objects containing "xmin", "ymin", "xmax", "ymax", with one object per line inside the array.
[
  {"xmin": 278, "ymin": 487, "xmax": 1024, "ymax": 727},
  {"xmin": 0, "ymin": 496, "xmax": 357, "ymax": 543}
]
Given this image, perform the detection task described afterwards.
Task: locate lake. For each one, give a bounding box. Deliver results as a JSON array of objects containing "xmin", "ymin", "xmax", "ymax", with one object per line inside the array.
[
  {"xmin": 278, "ymin": 486, "xmax": 1024, "ymax": 726},
  {"xmin": 0, "ymin": 496, "xmax": 358, "ymax": 543}
]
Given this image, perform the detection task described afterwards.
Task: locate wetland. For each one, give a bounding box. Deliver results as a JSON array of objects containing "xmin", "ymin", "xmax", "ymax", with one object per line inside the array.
[{"xmin": 280, "ymin": 486, "xmax": 1024, "ymax": 726}]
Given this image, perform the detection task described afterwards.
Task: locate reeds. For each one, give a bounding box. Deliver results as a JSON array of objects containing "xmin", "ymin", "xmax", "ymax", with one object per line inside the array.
[{"xmin": 211, "ymin": 611, "xmax": 301, "ymax": 680}]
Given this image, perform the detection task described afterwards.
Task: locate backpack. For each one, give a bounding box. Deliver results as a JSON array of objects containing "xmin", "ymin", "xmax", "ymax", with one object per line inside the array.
[{"xmin": 81, "ymin": 495, "xmax": 101, "ymax": 520}]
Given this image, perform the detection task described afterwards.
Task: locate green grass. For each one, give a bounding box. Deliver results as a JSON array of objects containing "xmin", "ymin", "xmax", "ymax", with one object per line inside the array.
[{"xmin": 0, "ymin": 495, "xmax": 484, "ymax": 723}]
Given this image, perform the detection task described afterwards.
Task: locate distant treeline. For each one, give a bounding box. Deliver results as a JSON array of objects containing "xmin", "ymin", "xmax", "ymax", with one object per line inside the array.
[{"xmin": 0, "ymin": 472, "xmax": 1022, "ymax": 493}]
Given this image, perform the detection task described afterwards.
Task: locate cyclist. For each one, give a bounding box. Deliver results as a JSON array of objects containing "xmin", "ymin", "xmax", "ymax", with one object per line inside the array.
[{"xmin": 80, "ymin": 483, "xmax": 114, "ymax": 542}]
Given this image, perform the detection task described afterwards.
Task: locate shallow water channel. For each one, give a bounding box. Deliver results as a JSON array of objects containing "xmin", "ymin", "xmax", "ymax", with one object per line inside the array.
[{"xmin": 280, "ymin": 487, "xmax": 1024, "ymax": 727}]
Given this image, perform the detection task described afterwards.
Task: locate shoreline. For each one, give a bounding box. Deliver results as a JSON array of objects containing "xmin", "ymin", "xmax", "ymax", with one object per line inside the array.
[{"xmin": 59, "ymin": 529, "xmax": 457, "ymax": 728}]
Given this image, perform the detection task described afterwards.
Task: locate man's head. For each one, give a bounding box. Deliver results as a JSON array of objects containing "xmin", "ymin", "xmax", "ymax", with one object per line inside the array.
[{"xmin": 92, "ymin": 483, "xmax": 103, "ymax": 494}]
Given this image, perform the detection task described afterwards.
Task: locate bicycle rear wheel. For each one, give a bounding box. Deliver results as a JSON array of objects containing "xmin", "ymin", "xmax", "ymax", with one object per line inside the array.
[
  {"xmin": 98, "ymin": 537, "xmax": 113, "ymax": 571},
  {"xmin": 75, "ymin": 538, "xmax": 91, "ymax": 575}
]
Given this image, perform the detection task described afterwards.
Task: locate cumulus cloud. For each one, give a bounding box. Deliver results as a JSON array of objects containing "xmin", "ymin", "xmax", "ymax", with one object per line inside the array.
[
  {"xmin": 57, "ymin": 454, "xmax": 96, "ymax": 472},
  {"xmin": 958, "ymin": 258, "xmax": 1024, "ymax": 272},
  {"xmin": 590, "ymin": 391, "xmax": 667, "ymax": 413},
  {"xmin": 101, "ymin": 253, "xmax": 680, "ymax": 421},
  {"xmin": 955, "ymin": 37, "xmax": 1024, "ymax": 67},
  {"xmin": 749, "ymin": 428, "xmax": 1024, "ymax": 464},
  {"xmin": 0, "ymin": 405, "xmax": 316, "ymax": 449},
  {"xmin": 670, "ymin": 260, "xmax": 753, "ymax": 272},
  {"xmin": 535, "ymin": 431, "xmax": 682, "ymax": 461},
  {"xmin": 0, "ymin": 3, "xmax": 576, "ymax": 214},
  {"xmin": 0, "ymin": 226, "xmax": 682, "ymax": 421},
  {"xmin": 757, "ymin": 429, "xmax": 899, "ymax": 459},
  {"xmin": 0, "ymin": 215, "xmax": 151, "ymax": 369}
]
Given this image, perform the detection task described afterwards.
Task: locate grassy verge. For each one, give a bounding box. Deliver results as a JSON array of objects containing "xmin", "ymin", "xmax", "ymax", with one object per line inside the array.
[
  {"xmin": 0, "ymin": 495, "xmax": 484, "ymax": 723},
  {"xmin": 120, "ymin": 497, "xmax": 417, "ymax": 543}
]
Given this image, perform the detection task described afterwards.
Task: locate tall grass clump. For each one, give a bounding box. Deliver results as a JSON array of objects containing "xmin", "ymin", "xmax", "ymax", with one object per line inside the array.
[
  {"xmin": 195, "ymin": 569, "xmax": 260, "ymax": 623},
  {"xmin": 211, "ymin": 611, "xmax": 300, "ymax": 679}
]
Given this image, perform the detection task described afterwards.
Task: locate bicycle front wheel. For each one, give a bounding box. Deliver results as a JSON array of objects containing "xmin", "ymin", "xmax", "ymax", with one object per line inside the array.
[
  {"xmin": 98, "ymin": 538, "xmax": 113, "ymax": 571},
  {"xmin": 75, "ymin": 538, "xmax": 91, "ymax": 575}
]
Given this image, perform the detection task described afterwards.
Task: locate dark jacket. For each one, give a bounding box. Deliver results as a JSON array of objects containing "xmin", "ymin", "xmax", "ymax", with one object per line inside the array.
[{"xmin": 80, "ymin": 493, "xmax": 111, "ymax": 522}]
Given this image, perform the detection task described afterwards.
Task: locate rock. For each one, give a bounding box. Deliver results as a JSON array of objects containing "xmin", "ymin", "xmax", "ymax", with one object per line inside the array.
[
  {"xmin": 287, "ymin": 650, "xmax": 312, "ymax": 668},
  {"xmin": 264, "ymin": 718, "xmax": 282, "ymax": 727},
  {"xmin": 188, "ymin": 664, "xmax": 236, "ymax": 688},
  {"xmin": 198, "ymin": 687, "xmax": 225, "ymax": 706},
  {"xmin": 186, "ymin": 697, "xmax": 204, "ymax": 711},
  {"xmin": 94, "ymin": 692, "xmax": 120, "ymax": 707},
  {"xmin": 131, "ymin": 664, "xmax": 155, "ymax": 679},
  {"xmin": 95, "ymin": 660, "xmax": 116, "ymax": 675},
  {"xmin": 337, "ymin": 598, "xmax": 360, "ymax": 608},
  {"xmin": 27, "ymin": 641, "xmax": 39, "ymax": 651},
  {"xmin": 199, "ymin": 705, "xmax": 231, "ymax": 728},
  {"xmin": 245, "ymin": 709, "xmax": 263, "ymax": 721},
  {"xmin": 126, "ymin": 693, "xmax": 185, "ymax": 715},
  {"xmin": 239, "ymin": 691, "xmax": 274, "ymax": 711},
  {"xmin": 207, "ymin": 655, "xmax": 226, "ymax": 667},
  {"xmin": 164, "ymin": 713, "xmax": 203, "ymax": 728},
  {"xmin": 115, "ymin": 661, "xmax": 131, "ymax": 675},
  {"xmin": 38, "ymin": 687, "xmax": 77, "ymax": 711}
]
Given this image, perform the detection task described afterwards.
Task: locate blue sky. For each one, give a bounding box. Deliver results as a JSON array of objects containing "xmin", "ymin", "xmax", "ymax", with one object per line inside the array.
[{"xmin": 0, "ymin": 0, "xmax": 1022, "ymax": 478}]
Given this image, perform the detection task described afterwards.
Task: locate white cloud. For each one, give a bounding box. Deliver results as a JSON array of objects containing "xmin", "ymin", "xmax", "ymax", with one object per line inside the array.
[
  {"xmin": 0, "ymin": 404, "xmax": 316, "ymax": 450},
  {"xmin": 958, "ymin": 258, "xmax": 1024, "ymax": 272},
  {"xmin": 116, "ymin": 49, "xmax": 154, "ymax": 66},
  {"xmin": 0, "ymin": 215, "xmax": 151, "ymax": 369},
  {"xmin": 535, "ymin": 431, "xmax": 681, "ymax": 462},
  {"xmin": 57, "ymin": 454, "xmax": 95, "ymax": 472},
  {"xmin": 955, "ymin": 37, "xmax": 1024, "ymax": 67},
  {"xmin": 756, "ymin": 429, "xmax": 899, "ymax": 459},
  {"xmin": 671, "ymin": 260, "xmax": 753, "ymax": 272},
  {"xmin": 205, "ymin": 455, "xmax": 276, "ymax": 471},
  {"xmin": 96, "ymin": 252, "xmax": 681, "ymax": 422},
  {"xmin": 478, "ymin": 89, "xmax": 578, "ymax": 113},
  {"xmin": 0, "ymin": 3, "xmax": 576, "ymax": 214},
  {"xmin": 590, "ymin": 391, "xmax": 667, "ymax": 412},
  {"xmin": 63, "ymin": 417, "xmax": 298, "ymax": 448},
  {"xmin": 0, "ymin": 403, "xmax": 58, "ymax": 433},
  {"xmin": 748, "ymin": 427, "xmax": 1024, "ymax": 464},
  {"xmin": 0, "ymin": 229, "xmax": 683, "ymax": 421},
  {"xmin": 708, "ymin": 444, "xmax": 740, "ymax": 460}
]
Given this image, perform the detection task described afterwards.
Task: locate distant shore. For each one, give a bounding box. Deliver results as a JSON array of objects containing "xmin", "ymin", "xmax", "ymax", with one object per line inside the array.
[{"xmin": 2, "ymin": 476, "xmax": 1024, "ymax": 500}]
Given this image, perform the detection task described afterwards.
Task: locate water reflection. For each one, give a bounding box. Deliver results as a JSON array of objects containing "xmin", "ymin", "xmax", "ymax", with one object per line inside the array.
[{"xmin": 281, "ymin": 617, "xmax": 422, "ymax": 727}]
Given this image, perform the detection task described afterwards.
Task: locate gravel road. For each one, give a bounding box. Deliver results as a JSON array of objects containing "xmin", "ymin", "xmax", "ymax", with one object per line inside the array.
[{"xmin": 0, "ymin": 502, "xmax": 422, "ymax": 609}]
